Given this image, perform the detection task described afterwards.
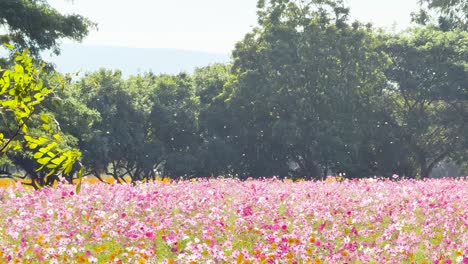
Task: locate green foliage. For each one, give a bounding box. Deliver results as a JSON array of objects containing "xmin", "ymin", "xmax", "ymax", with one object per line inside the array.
[
  {"xmin": 1, "ymin": 47, "xmax": 49, "ymax": 153},
  {"xmin": 0, "ymin": 0, "xmax": 95, "ymax": 56},
  {"xmin": 0, "ymin": 0, "xmax": 91, "ymax": 189},
  {"xmin": 381, "ymin": 28, "xmax": 468, "ymax": 178},
  {"xmin": 224, "ymin": 0, "xmax": 393, "ymax": 178},
  {"xmin": 2, "ymin": 0, "xmax": 463, "ymax": 182},
  {"xmin": 0, "ymin": 46, "xmax": 82, "ymax": 187},
  {"xmin": 59, "ymin": 0, "xmax": 465, "ymax": 180},
  {"xmin": 70, "ymin": 69, "xmax": 133, "ymax": 182},
  {"xmin": 148, "ymin": 73, "xmax": 200, "ymax": 177},
  {"xmin": 412, "ymin": 0, "xmax": 467, "ymax": 31},
  {"xmin": 193, "ymin": 64, "xmax": 242, "ymax": 176}
]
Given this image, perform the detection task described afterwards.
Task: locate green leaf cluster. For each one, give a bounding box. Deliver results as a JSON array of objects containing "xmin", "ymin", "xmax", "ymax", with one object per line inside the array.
[
  {"xmin": 0, "ymin": 0, "xmax": 95, "ymax": 57},
  {"xmin": 1, "ymin": 46, "xmax": 82, "ymax": 188}
]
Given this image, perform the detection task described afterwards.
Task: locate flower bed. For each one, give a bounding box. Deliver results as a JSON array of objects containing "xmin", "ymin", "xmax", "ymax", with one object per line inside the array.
[{"xmin": 0, "ymin": 178, "xmax": 467, "ymax": 263}]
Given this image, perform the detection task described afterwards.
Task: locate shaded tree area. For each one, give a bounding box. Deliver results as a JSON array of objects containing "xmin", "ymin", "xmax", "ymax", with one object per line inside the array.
[
  {"xmin": 382, "ymin": 28, "xmax": 467, "ymax": 178},
  {"xmin": 1, "ymin": 0, "xmax": 467, "ymax": 184}
]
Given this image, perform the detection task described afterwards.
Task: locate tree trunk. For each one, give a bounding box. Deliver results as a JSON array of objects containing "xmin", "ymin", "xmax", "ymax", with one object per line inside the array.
[
  {"xmin": 420, "ymin": 151, "xmax": 450, "ymax": 179},
  {"xmin": 420, "ymin": 163, "xmax": 430, "ymax": 179}
]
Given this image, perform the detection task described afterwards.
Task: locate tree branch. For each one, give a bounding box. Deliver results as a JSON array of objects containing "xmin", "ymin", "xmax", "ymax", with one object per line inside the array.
[{"xmin": 0, "ymin": 109, "xmax": 35, "ymax": 154}]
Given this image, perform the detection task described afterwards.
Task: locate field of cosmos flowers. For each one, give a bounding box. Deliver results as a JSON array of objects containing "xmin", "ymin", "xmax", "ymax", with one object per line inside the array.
[{"xmin": 0, "ymin": 177, "xmax": 467, "ymax": 263}]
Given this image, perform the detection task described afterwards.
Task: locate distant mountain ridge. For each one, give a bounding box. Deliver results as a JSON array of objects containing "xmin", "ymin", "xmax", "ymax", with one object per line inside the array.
[{"xmin": 44, "ymin": 44, "xmax": 231, "ymax": 78}]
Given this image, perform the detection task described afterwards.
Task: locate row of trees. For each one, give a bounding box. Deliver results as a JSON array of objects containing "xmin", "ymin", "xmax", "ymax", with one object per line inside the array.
[{"xmin": 1, "ymin": 0, "xmax": 467, "ymax": 187}]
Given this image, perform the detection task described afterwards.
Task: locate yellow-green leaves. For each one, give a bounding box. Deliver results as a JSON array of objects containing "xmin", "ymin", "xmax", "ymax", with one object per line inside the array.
[
  {"xmin": 0, "ymin": 49, "xmax": 49, "ymax": 130},
  {"xmin": 1, "ymin": 47, "xmax": 83, "ymax": 188},
  {"xmin": 24, "ymin": 118, "xmax": 82, "ymax": 179},
  {"xmin": 0, "ymin": 71, "xmax": 10, "ymax": 93},
  {"xmin": 3, "ymin": 43, "xmax": 14, "ymax": 50},
  {"xmin": 14, "ymin": 64, "xmax": 24, "ymax": 74}
]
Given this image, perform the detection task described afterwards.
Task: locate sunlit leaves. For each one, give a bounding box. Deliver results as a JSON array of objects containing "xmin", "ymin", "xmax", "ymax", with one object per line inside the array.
[
  {"xmin": 3, "ymin": 43, "xmax": 14, "ymax": 50},
  {"xmin": 1, "ymin": 47, "xmax": 82, "ymax": 187},
  {"xmin": 0, "ymin": 49, "xmax": 49, "ymax": 133},
  {"xmin": 24, "ymin": 119, "xmax": 82, "ymax": 179}
]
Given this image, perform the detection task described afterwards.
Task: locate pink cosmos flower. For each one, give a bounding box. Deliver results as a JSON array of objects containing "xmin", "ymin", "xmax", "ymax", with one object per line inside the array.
[
  {"xmin": 242, "ymin": 205, "xmax": 254, "ymax": 217},
  {"xmin": 145, "ymin": 231, "xmax": 156, "ymax": 240},
  {"xmin": 318, "ymin": 222, "xmax": 326, "ymax": 231}
]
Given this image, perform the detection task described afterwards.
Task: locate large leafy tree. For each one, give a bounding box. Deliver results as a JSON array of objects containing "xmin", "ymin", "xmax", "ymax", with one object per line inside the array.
[
  {"xmin": 71, "ymin": 69, "xmax": 140, "ymax": 183},
  {"xmin": 193, "ymin": 64, "xmax": 242, "ymax": 177},
  {"xmin": 0, "ymin": 0, "xmax": 95, "ymax": 57},
  {"xmin": 382, "ymin": 28, "xmax": 468, "ymax": 178},
  {"xmin": 147, "ymin": 73, "xmax": 200, "ymax": 178},
  {"xmin": 72, "ymin": 70, "xmax": 201, "ymax": 182},
  {"xmin": 48, "ymin": 81, "xmax": 101, "ymax": 183},
  {"xmin": 226, "ymin": 0, "xmax": 391, "ymax": 179}
]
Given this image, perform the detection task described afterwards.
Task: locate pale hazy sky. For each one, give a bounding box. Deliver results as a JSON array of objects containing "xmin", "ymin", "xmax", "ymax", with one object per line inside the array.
[{"xmin": 48, "ymin": 0, "xmax": 419, "ymax": 54}]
